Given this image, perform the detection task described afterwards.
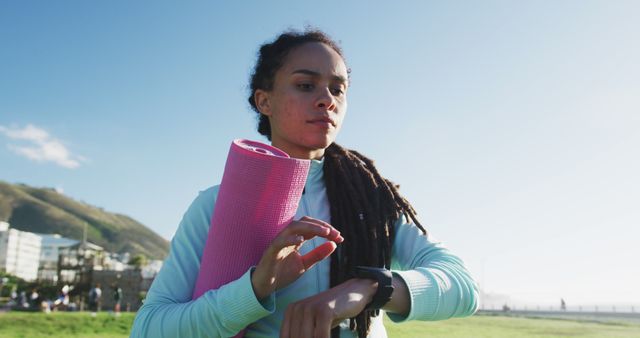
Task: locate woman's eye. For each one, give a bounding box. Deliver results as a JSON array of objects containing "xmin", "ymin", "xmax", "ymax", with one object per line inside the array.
[
  {"xmin": 330, "ymin": 87, "xmax": 344, "ymax": 96},
  {"xmin": 297, "ymin": 83, "xmax": 314, "ymax": 91}
]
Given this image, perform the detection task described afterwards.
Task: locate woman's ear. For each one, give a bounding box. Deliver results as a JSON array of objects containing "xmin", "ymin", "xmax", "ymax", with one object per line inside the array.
[{"xmin": 254, "ymin": 89, "xmax": 271, "ymax": 116}]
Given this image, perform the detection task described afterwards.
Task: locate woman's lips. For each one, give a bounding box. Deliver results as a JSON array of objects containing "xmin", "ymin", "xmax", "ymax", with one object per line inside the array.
[
  {"xmin": 307, "ymin": 117, "xmax": 335, "ymax": 128},
  {"xmin": 308, "ymin": 120, "xmax": 333, "ymax": 128},
  {"xmin": 309, "ymin": 121, "xmax": 333, "ymax": 128}
]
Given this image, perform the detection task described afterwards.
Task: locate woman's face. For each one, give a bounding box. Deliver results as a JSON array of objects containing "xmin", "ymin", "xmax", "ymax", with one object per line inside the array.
[{"xmin": 255, "ymin": 42, "xmax": 349, "ymax": 160}]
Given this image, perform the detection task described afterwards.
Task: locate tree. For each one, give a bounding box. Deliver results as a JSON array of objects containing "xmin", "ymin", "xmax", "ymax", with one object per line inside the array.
[
  {"xmin": 0, "ymin": 272, "xmax": 24, "ymax": 298},
  {"xmin": 128, "ymin": 254, "xmax": 148, "ymax": 269}
]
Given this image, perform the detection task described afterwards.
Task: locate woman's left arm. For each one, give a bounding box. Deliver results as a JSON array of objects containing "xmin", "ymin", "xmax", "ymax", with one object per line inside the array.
[
  {"xmin": 386, "ymin": 216, "xmax": 479, "ymax": 322},
  {"xmin": 280, "ymin": 217, "xmax": 478, "ymax": 337}
]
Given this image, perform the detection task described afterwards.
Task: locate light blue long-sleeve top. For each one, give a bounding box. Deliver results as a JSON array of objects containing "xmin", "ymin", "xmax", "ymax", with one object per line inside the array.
[{"xmin": 130, "ymin": 158, "xmax": 478, "ymax": 337}]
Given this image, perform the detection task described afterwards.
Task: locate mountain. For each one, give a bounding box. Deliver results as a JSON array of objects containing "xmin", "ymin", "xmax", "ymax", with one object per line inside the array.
[{"xmin": 0, "ymin": 180, "xmax": 169, "ymax": 259}]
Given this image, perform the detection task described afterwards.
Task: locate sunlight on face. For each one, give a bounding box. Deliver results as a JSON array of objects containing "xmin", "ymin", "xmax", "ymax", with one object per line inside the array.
[{"xmin": 256, "ymin": 42, "xmax": 349, "ymax": 160}]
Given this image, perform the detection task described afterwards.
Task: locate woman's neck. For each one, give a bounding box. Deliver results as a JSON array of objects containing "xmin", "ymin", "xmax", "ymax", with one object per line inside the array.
[{"xmin": 271, "ymin": 141, "xmax": 325, "ymax": 160}]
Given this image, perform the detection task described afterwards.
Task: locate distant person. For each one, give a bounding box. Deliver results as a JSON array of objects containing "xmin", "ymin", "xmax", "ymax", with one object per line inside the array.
[
  {"xmin": 17, "ymin": 291, "xmax": 28, "ymax": 309},
  {"xmin": 54, "ymin": 284, "xmax": 71, "ymax": 311},
  {"xmin": 88, "ymin": 283, "xmax": 102, "ymax": 317},
  {"xmin": 29, "ymin": 288, "xmax": 40, "ymax": 310},
  {"xmin": 113, "ymin": 284, "xmax": 123, "ymax": 317},
  {"xmin": 7, "ymin": 288, "xmax": 17, "ymax": 308},
  {"xmin": 131, "ymin": 29, "xmax": 479, "ymax": 337},
  {"xmin": 561, "ymin": 298, "xmax": 566, "ymax": 311}
]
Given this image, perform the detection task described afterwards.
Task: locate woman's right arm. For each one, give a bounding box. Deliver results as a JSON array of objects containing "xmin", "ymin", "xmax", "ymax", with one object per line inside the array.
[
  {"xmin": 130, "ymin": 186, "xmax": 275, "ymax": 338},
  {"xmin": 130, "ymin": 187, "xmax": 343, "ymax": 337}
]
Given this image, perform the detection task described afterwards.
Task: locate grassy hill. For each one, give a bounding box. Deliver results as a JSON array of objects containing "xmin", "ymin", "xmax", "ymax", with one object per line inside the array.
[{"xmin": 0, "ymin": 180, "xmax": 168, "ymax": 259}]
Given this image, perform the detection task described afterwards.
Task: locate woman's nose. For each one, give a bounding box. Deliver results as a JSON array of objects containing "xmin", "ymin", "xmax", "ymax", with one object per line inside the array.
[{"xmin": 315, "ymin": 88, "xmax": 336, "ymax": 111}]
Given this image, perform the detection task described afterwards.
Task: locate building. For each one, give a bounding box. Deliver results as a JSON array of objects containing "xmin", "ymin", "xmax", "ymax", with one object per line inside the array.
[
  {"xmin": 0, "ymin": 221, "xmax": 42, "ymax": 281},
  {"xmin": 37, "ymin": 233, "xmax": 79, "ymax": 283},
  {"xmin": 57, "ymin": 241, "xmax": 105, "ymax": 285},
  {"xmin": 140, "ymin": 259, "xmax": 163, "ymax": 279},
  {"xmin": 102, "ymin": 252, "xmax": 128, "ymax": 272},
  {"xmin": 56, "ymin": 245, "xmax": 158, "ymax": 311},
  {"xmin": 92, "ymin": 269, "xmax": 146, "ymax": 312}
]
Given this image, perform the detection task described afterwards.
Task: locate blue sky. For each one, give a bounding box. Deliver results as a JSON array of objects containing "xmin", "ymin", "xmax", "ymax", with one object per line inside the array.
[{"xmin": 1, "ymin": 1, "xmax": 639, "ymax": 308}]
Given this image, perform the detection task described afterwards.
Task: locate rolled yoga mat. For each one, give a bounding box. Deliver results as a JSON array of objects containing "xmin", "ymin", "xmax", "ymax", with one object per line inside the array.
[{"xmin": 192, "ymin": 139, "xmax": 310, "ymax": 302}]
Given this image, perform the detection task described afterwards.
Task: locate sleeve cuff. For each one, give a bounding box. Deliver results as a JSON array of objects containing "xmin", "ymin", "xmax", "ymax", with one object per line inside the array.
[
  {"xmin": 202, "ymin": 267, "xmax": 275, "ymax": 332},
  {"xmin": 387, "ymin": 269, "xmax": 438, "ymax": 323},
  {"xmin": 249, "ymin": 267, "xmax": 276, "ymax": 310}
]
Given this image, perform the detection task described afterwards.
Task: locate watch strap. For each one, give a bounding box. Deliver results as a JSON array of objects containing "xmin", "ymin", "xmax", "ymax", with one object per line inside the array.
[{"xmin": 354, "ymin": 266, "xmax": 394, "ymax": 310}]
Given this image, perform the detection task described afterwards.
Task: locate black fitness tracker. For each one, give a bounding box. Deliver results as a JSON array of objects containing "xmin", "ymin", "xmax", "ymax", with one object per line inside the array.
[{"xmin": 354, "ymin": 266, "xmax": 394, "ymax": 310}]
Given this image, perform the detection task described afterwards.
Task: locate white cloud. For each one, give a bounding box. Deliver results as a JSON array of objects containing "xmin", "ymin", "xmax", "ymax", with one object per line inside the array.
[{"xmin": 0, "ymin": 124, "xmax": 84, "ymax": 169}]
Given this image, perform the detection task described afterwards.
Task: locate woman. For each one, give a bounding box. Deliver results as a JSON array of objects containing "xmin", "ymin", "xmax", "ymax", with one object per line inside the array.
[{"xmin": 130, "ymin": 29, "xmax": 478, "ymax": 338}]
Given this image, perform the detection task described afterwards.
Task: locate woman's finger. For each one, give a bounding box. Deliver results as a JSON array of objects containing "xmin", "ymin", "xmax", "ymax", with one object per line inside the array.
[
  {"xmin": 280, "ymin": 234, "xmax": 305, "ymax": 249},
  {"xmin": 301, "ymin": 241, "xmax": 337, "ymax": 270},
  {"xmin": 269, "ymin": 224, "xmax": 325, "ymax": 252},
  {"xmin": 291, "ymin": 303, "xmax": 304, "ymax": 338},
  {"xmin": 280, "ymin": 305, "xmax": 292, "ymax": 338},
  {"xmin": 314, "ymin": 309, "xmax": 333, "ymax": 338},
  {"xmin": 275, "ymin": 220, "xmax": 343, "ymax": 248},
  {"xmin": 301, "ymin": 305, "xmax": 315, "ymax": 338},
  {"xmin": 298, "ymin": 216, "xmax": 343, "ymax": 242},
  {"xmin": 284, "ymin": 220, "xmax": 330, "ymax": 237}
]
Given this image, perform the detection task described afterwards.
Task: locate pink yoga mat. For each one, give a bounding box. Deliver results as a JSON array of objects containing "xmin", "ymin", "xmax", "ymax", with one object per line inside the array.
[{"xmin": 192, "ymin": 139, "xmax": 310, "ymax": 302}]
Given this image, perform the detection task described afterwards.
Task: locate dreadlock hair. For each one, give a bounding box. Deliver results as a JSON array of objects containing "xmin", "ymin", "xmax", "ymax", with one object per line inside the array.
[
  {"xmin": 248, "ymin": 28, "xmax": 427, "ymax": 338},
  {"xmin": 323, "ymin": 143, "xmax": 426, "ymax": 337}
]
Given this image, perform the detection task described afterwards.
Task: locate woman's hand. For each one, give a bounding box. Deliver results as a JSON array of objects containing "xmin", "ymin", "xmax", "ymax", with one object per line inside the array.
[
  {"xmin": 251, "ymin": 216, "xmax": 344, "ymax": 300},
  {"xmin": 280, "ymin": 278, "xmax": 378, "ymax": 338}
]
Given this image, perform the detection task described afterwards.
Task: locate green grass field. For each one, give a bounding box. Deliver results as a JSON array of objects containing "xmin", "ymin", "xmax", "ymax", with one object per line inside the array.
[{"xmin": 0, "ymin": 312, "xmax": 639, "ymax": 337}]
